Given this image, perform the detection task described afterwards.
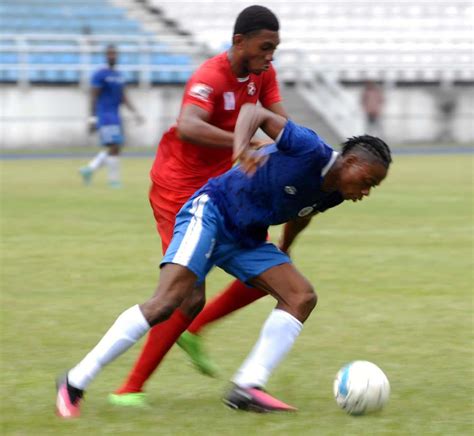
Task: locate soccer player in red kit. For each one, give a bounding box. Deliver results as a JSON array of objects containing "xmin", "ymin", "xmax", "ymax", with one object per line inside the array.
[{"xmin": 108, "ymin": 5, "xmax": 287, "ymax": 406}]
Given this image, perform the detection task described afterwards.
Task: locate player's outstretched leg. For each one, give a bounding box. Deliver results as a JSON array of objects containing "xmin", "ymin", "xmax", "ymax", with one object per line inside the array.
[
  {"xmin": 223, "ymin": 263, "xmax": 317, "ymax": 412},
  {"xmin": 56, "ymin": 264, "xmax": 198, "ymax": 418},
  {"xmin": 55, "ymin": 304, "xmax": 150, "ymax": 418},
  {"xmin": 79, "ymin": 150, "xmax": 108, "ymax": 185},
  {"xmin": 176, "ymin": 279, "xmax": 267, "ymax": 377},
  {"xmin": 106, "ymin": 145, "xmax": 122, "ymax": 188},
  {"xmin": 79, "ymin": 166, "xmax": 93, "ymax": 185},
  {"xmin": 109, "ymin": 284, "xmax": 204, "ymax": 406},
  {"xmin": 109, "ymin": 308, "xmax": 193, "ymax": 407},
  {"xmin": 176, "ymin": 331, "xmax": 218, "ymax": 377}
]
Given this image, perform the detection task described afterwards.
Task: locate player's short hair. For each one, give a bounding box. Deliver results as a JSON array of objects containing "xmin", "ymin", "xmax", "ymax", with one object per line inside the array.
[
  {"xmin": 233, "ymin": 5, "xmax": 279, "ymax": 36},
  {"xmin": 341, "ymin": 135, "xmax": 392, "ymax": 168}
]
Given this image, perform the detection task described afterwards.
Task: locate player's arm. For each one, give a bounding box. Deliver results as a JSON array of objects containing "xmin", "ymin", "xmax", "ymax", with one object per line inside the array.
[
  {"xmin": 260, "ymin": 64, "xmax": 288, "ymax": 118},
  {"xmin": 278, "ymin": 214, "xmax": 315, "ymax": 255},
  {"xmin": 249, "ymin": 101, "xmax": 288, "ymax": 148},
  {"xmin": 122, "ymin": 89, "xmax": 144, "ymax": 124},
  {"xmin": 177, "ymin": 104, "xmax": 235, "ymax": 148},
  {"xmin": 88, "ymin": 87, "xmax": 100, "ymax": 133},
  {"xmin": 233, "ymin": 103, "xmax": 287, "ymax": 174},
  {"xmin": 177, "ymin": 100, "xmax": 287, "ymax": 149},
  {"xmin": 266, "ymin": 101, "xmax": 288, "ymax": 119}
]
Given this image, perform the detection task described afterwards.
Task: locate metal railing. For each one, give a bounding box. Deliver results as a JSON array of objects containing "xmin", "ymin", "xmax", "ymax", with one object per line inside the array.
[{"xmin": 0, "ymin": 33, "xmax": 203, "ymax": 86}]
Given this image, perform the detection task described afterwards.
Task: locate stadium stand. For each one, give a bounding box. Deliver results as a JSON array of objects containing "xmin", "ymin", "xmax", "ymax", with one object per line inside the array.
[
  {"xmin": 0, "ymin": 0, "xmax": 198, "ymax": 84},
  {"xmin": 148, "ymin": 0, "xmax": 473, "ymax": 83},
  {"xmin": 142, "ymin": 0, "xmax": 473, "ymax": 140},
  {"xmin": 0, "ymin": 1, "xmax": 472, "ymax": 146}
]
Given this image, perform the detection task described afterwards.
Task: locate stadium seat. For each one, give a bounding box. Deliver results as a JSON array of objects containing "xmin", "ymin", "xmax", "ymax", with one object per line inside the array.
[
  {"xmin": 122, "ymin": 70, "xmax": 139, "ymax": 84},
  {"xmin": 0, "ymin": 52, "xmax": 18, "ymax": 64},
  {"xmin": 0, "ymin": 68, "xmax": 19, "ymax": 82},
  {"xmin": 147, "ymin": 0, "xmax": 473, "ymax": 82},
  {"xmin": 119, "ymin": 53, "xmax": 140, "ymax": 65},
  {"xmin": 0, "ymin": 0, "xmax": 175, "ymax": 84}
]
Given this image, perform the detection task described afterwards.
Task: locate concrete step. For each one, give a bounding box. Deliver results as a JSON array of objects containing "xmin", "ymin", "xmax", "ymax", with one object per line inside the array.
[{"xmin": 281, "ymin": 84, "xmax": 343, "ymax": 146}]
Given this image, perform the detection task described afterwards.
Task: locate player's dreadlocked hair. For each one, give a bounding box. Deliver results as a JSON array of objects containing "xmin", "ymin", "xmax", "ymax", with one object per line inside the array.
[
  {"xmin": 341, "ymin": 135, "xmax": 392, "ymax": 168},
  {"xmin": 233, "ymin": 5, "xmax": 279, "ymax": 35}
]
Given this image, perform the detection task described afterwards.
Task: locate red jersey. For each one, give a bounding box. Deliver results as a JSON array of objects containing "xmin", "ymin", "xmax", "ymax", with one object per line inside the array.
[{"xmin": 150, "ymin": 51, "xmax": 281, "ymax": 194}]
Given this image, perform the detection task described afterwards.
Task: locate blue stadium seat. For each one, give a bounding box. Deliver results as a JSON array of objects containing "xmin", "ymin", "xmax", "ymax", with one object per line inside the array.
[
  {"xmin": 176, "ymin": 70, "xmax": 192, "ymax": 82},
  {"xmin": 0, "ymin": 69, "xmax": 19, "ymax": 82},
  {"xmin": 150, "ymin": 53, "xmax": 168, "ymax": 65},
  {"xmin": 59, "ymin": 53, "xmax": 80, "ymax": 64},
  {"xmin": 122, "ymin": 70, "xmax": 139, "ymax": 84},
  {"xmin": 91, "ymin": 53, "xmax": 104, "ymax": 65},
  {"xmin": 27, "ymin": 69, "xmax": 43, "ymax": 82},
  {"xmin": 43, "ymin": 69, "xmax": 61, "ymax": 82},
  {"xmin": 173, "ymin": 55, "xmax": 192, "ymax": 65},
  {"xmin": 150, "ymin": 71, "xmax": 166, "ymax": 83},
  {"xmin": 0, "ymin": 53, "xmax": 18, "ymax": 64},
  {"xmin": 62, "ymin": 69, "xmax": 81, "ymax": 83},
  {"xmin": 151, "ymin": 70, "xmax": 186, "ymax": 84},
  {"xmin": 151, "ymin": 53, "xmax": 192, "ymax": 66},
  {"xmin": 0, "ymin": 0, "xmax": 191, "ymax": 84}
]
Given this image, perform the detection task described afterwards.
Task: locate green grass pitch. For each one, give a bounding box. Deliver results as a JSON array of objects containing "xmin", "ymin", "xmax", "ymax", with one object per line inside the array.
[{"xmin": 1, "ymin": 153, "xmax": 472, "ymax": 435}]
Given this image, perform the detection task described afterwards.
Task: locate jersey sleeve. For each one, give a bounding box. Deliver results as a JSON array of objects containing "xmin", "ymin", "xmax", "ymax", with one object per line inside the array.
[
  {"xmin": 181, "ymin": 66, "xmax": 223, "ymax": 114},
  {"xmin": 276, "ymin": 120, "xmax": 324, "ymax": 156},
  {"xmin": 91, "ymin": 70, "xmax": 104, "ymax": 88},
  {"xmin": 259, "ymin": 65, "xmax": 282, "ymax": 108}
]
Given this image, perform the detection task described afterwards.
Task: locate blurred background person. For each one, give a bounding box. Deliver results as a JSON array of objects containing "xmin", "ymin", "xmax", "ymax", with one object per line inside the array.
[
  {"xmin": 361, "ymin": 80, "xmax": 384, "ymax": 137},
  {"xmin": 79, "ymin": 44, "xmax": 144, "ymax": 188},
  {"xmin": 436, "ymin": 83, "xmax": 457, "ymax": 143}
]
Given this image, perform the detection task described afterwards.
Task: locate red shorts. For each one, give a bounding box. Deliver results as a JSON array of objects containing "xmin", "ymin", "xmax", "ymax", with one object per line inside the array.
[{"xmin": 148, "ymin": 182, "xmax": 195, "ymax": 254}]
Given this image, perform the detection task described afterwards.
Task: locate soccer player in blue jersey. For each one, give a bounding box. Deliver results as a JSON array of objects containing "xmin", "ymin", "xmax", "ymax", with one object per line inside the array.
[
  {"xmin": 56, "ymin": 103, "xmax": 391, "ymax": 417},
  {"xmin": 79, "ymin": 45, "xmax": 143, "ymax": 187}
]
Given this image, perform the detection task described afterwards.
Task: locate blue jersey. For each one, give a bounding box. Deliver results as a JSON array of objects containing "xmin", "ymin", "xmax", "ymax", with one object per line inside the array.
[
  {"xmin": 91, "ymin": 68, "xmax": 124, "ymax": 126},
  {"xmin": 198, "ymin": 120, "xmax": 344, "ymax": 247}
]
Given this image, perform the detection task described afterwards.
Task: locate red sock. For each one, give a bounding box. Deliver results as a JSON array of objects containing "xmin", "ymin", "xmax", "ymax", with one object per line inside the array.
[
  {"xmin": 115, "ymin": 308, "xmax": 192, "ymax": 394},
  {"xmin": 188, "ymin": 280, "xmax": 267, "ymax": 334}
]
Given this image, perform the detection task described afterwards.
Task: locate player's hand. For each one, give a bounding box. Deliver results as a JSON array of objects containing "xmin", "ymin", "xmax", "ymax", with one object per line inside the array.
[
  {"xmin": 134, "ymin": 113, "xmax": 145, "ymax": 125},
  {"xmin": 250, "ymin": 138, "xmax": 274, "ymax": 150},
  {"xmin": 87, "ymin": 116, "xmax": 97, "ymax": 133},
  {"xmin": 277, "ymin": 240, "xmax": 291, "ymax": 256},
  {"xmin": 238, "ymin": 148, "xmax": 268, "ymax": 176}
]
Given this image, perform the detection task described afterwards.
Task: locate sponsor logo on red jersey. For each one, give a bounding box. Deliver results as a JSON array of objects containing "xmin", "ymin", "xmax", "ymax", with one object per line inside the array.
[
  {"xmin": 189, "ymin": 83, "xmax": 213, "ymax": 102},
  {"xmin": 223, "ymin": 91, "xmax": 236, "ymax": 110},
  {"xmin": 247, "ymin": 81, "xmax": 257, "ymax": 96}
]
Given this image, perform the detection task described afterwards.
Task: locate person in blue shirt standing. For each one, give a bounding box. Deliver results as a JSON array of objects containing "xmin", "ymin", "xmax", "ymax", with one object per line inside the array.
[
  {"xmin": 79, "ymin": 45, "xmax": 143, "ymax": 188},
  {"xmin": 56, "ymin": 103, "xmax": 392, "ymax": 418}
]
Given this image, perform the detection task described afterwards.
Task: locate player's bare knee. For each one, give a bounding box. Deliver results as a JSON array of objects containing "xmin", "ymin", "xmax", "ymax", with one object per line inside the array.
[
  {"xmin": 191, "ymin": 291, "xmax": 206, "ymax": 315},
  {"xmin": 141, "ymin": 295, "xmax": 182, "ymax": 326},
  {"xmin": 108, "ymin": 145, "xmax": 120, "ymax": 156},
  {"xmin": 180, "ymin": 289, "xmax": 206, "ymax": 319},
  {"xmin": 189, "ymin": 295, "xmax": 206, "ymax": 318},
  {"xmin": 305, "ymin": 288, "xmax": 318, "ymax": 311},
  {"xmin": 294, "ymin": 285, "xmax": 317, "ymax": 320}
]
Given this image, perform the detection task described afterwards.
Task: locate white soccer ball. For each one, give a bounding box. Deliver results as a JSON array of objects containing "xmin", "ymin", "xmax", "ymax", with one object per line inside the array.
[{"xmin": 333, "ymin": 360, "xmax": 390, "ymax": 415}]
